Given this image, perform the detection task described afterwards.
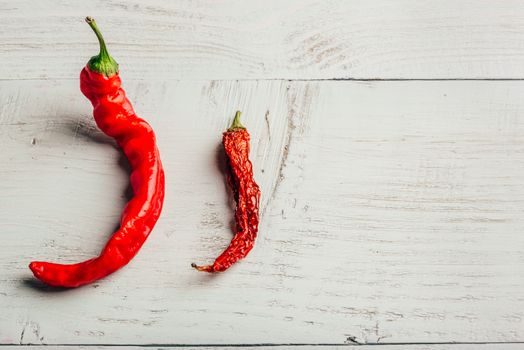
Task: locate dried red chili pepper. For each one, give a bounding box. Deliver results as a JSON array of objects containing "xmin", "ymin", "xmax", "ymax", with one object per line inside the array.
[
  {"xmin": 29, "ymin": 17, "xmax": 165, "ymax": 287},
  {"xmin": 192, "ymin": 111, "xmax": 261, "ymax": 272}
]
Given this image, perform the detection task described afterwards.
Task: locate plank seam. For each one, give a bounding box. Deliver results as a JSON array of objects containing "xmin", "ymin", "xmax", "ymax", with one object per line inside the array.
[
  {"xmin": 3, "ymin": 341, "xmax": 524, "ymax": 347},
  {"xmin": 3, "ymin": 78, "xmax": 524, "ymax": 82}
]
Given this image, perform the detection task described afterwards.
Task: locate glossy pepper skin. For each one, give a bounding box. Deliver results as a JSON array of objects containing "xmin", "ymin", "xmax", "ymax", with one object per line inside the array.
[
  {"xmin": 29, "ymin": 17, "xmax": 165, "ymax": 287},
  {"xmin": 192, "ymin": 112, "xmax": 260, "ymax": 272}
]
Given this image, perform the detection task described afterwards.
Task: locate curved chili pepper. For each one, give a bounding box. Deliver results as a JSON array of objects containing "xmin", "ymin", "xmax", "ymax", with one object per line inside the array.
[
  {"xmin": 29, "ymin": 17, "xmax": 165, "ymax": 287},
  {"xmin": 192, "ymin": 111, "xmax": 261, "ymax": 272}
]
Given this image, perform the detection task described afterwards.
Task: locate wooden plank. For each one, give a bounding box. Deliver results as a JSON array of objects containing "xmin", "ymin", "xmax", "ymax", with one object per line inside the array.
[
  {"xmin": 3, "ymin": 0, "xmax": 524, "ymax": 80},
  {"xmin": 2, "ymin": 345, "xmax": 524, "ymax": 350},
  {"xmin": 1, "ymin": 80, "xmax": 524, "ymax": 345}
]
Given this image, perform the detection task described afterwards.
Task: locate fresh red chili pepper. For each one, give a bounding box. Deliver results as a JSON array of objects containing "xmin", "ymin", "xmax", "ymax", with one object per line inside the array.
[
  {"xmin": 192, "ymin": 111, "xmax": 261, "ymax": 272},
  {"xmin": 29, "ymin": 17, "xmax": 165, "ymax": 288}
]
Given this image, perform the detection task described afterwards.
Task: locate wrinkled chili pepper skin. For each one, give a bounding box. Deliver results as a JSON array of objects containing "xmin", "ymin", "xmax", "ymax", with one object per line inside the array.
[
  {"xmin": 193, "ymin": 118, "xmax": 260, "ymax": 272},
  {"xmin": 29, "ymin": 67, "xmax": 165, "ymax": 287}
]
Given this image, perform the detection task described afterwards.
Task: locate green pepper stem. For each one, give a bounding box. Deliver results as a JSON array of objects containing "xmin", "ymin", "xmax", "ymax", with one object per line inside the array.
[
  {"xmin": 86, "ymin": 17, "xmax": 110, "ymax": 60},
  {"xmin": 85, "ymin": 16, "xmax": 119, "ymax": 76},
  {"xmin": 228, "ymin": 111, "xmax": 245, "ymax": 131}
]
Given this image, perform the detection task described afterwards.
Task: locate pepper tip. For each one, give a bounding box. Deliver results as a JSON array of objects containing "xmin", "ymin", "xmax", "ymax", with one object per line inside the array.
[
  {"xmin": 191, "ymin": 263, "xmax": 213, "ymax": 272},
  {"xmin": 29, "ymin": 261, "xmax": 44, "ymax": 277}
]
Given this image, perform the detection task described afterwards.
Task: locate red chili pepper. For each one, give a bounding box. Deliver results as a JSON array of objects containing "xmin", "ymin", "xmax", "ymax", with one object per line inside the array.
[
  {"xmin": 192, "ymin": 111, "xmax": 261, "ymax": 272},
  {"xmin": 29, "ymin": 17, "xmax": 165, "ymax": 287}
]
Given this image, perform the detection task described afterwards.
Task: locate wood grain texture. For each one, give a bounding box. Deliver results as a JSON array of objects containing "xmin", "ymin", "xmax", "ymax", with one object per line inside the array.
[
  {"xmin": 1, "ymin": 79, "xmax": 523, "ymax": 345},
  {"xmin": 3, "ymin": 0, "xmax": 524, "ymax": 80}
]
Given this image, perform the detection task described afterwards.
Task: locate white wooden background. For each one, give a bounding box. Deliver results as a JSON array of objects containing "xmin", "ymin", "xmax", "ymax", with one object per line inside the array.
[{"xmin": 1, "ymin": 1, "xmax": 524, "ymax": 349}]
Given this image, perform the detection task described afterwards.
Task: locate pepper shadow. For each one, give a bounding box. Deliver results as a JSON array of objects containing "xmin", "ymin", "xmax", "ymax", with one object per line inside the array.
[
  {"xmin": 21, "ymin": 278, "xmax": 74, "ymax": 293},
  {"xmin": 21, "ymin": 277, "xmax": 105, "ymax": 293},
  {"xmin": 189, "ymin": 142, "xmax": 235, "ymax": 282},
  {"xmin": 65, "ymin": 117, "xmax": 134, "ymax": 230},
  {"xmin": 214, "ymin": 142, "xmax": 236, "ymax": 234},
  {"xmin": 66, "ymin": 117, "xmax": 115, "ymax": 146},
  {"xmin": 21, "ymin": 116, "xmax": 133, "ymax": 292}
]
